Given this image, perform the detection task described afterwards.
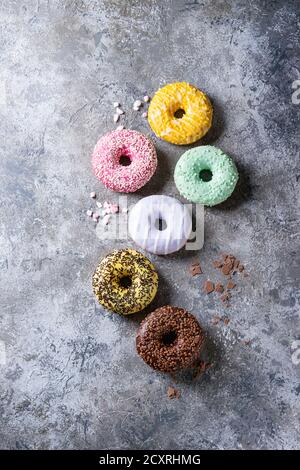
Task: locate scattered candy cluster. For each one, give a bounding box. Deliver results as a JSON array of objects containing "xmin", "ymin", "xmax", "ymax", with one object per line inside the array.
[
  {"xmin": 188, "ymin": 255, "xmax": 251, "ymax": 348},
  {"xmin": 86, "ymin": 191, "xmax": 127, "ymax": 226},
  {"xmin": 112, "ymin": 95, "xmax": 150, "ymax": 128},
  {"xmin": 189, "ymin": 253, "xmax": 249, "ymax": 309}
]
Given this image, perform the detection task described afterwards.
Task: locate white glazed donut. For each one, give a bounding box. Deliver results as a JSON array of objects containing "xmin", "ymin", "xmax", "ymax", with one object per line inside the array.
[{"xmin": 128, "ymin": 195, "xmax": 192, "ymax": 255}]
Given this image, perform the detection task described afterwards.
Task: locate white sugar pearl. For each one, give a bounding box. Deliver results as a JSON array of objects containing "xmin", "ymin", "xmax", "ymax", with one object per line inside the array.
[
  {"xmin": 108, "ymin": 203, "xmax": 119, "ymax": 214},
  {"xmin": 102, "ymin": 214, "xmax": 110, "ymax": 225},
  {"xmin": 133, "ymin": 99, "xmax": 142, "ymax": 108},
  {"xmin": 93, "ymin": 213, "xmax": 100, "ymax": 221},
  {"xmin": 86, "ymin": 210, "xmax": 93, "ymax": 217},
  {"xmin": 115, "ymin": 107, "xmax": 124, "ymax": 115},
  {"xmin": 96, "ymin": 201, "xmax": 102, "ymax": 208},
  {"xmin": 116, "ymin": 125, "xmax": 124, "ymax": 130},
  {"xmin": 113, "ymin": 114, "xmax": 119, "ymax": 123},
  {"xmin": 90, "ymin": 191, "xmax": 96, "ymax": 198},
  {"xmin": 143, "ymin": 95, "xmax": 150, "ymax": 102},
  {"xmin": 113, "ymin": 102, "xmax": 120, "ymax": 108},
  {"xmin": 122, "ymin": 207, "xmax": 128, "ymax": 213}
]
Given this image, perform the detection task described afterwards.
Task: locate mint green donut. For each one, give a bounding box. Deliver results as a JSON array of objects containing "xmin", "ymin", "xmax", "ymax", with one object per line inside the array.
[{"xmin": 174, "ymin": 146, "xmax": 239, "ymax": 206}]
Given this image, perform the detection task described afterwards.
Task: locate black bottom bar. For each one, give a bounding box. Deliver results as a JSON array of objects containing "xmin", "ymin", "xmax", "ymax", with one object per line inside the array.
[{"xmin": 0, "ymin": 449, "xmax": 297, "ymax": 467}]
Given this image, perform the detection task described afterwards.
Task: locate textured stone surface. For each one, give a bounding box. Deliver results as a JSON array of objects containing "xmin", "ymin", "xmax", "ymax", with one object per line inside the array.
[{"xmin": 0, "ymin": 0, "xmax": 299, "ymax": 450}]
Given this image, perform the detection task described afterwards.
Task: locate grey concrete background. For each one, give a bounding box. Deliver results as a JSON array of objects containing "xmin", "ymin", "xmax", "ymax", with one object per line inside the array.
[{"xmin": 0, "ymin": 0, "xmax": 299, "ymax": 450}]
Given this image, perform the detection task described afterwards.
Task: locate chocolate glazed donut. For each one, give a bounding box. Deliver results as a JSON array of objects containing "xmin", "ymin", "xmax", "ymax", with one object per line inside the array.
[{"xmin": 136, "ymin": 306, "xmax": 205, "ymax": 372}]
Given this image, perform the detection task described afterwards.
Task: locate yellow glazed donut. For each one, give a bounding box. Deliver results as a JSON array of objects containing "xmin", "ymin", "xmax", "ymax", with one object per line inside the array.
[
  {"xmin": 148, "ymin": 82, "xmax": 213, "ymax": 145},
  {"xmin": 92, "ymin": 249, "xmax": 158, "ymax": 315}
]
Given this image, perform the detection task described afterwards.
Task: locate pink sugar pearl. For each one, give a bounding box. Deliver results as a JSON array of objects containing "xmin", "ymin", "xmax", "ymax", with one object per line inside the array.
[{"xmin": 92, "ymin": 129, "xmax": 157, "ymax": 193}]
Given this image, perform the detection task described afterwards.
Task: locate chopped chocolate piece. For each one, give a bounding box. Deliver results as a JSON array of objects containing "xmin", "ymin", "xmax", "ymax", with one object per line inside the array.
[
  {"xmin": 227, "ymin": 280, "xmax": 236, "ymax": 290},
  {"xmin": 212, "ymin": 315, "xmax": 221, "ymax": 325},
  {"xmin": 221, "ymin": 291, "xmax": 231, "ymax": 301},
  {"xmin": 215, "ymin": 283, "xmax": 224, "ymax": 294},
  {"xmin": 226, "ymin": 258, "xmax": 235, "ymax": 267},
  {"xmin": 224, "ymin": 254, "xmax": 234, "ymax": 263},
  {"xmin": 213, "ymin": 260, "xmax": 223, "ymax": 269},
  {"xmin": 204, "ymin": 280, "xmax": 215, "ymax": 294},
  {"xmin": 242, "ymin": 339, "xmax": 251, "ymax": 345},
  {"xmin": 189, "ymin": 262, "xmax": 202, "ymax": 276},
  {"xmin": 238, "ymin": 264, "xmax": 244, "ymax": 272},
  {"xmin": 223, "ymin": 316, "xmax": 230, "ymax": 325},
  {"xmin": 220, "ymin": 291, "xmax": 231, "ymax": 306},
  {"xmin": 222, "ymin": 264, "xmax": 232, "ymax": 276},
  {"xmin": 167, "ymin": 386, "xmax": 180, "ymax": 399}
]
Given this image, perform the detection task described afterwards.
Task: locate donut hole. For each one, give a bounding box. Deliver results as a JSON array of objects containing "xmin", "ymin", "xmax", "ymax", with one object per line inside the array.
[
  {"xmin": 119, "ymin": 154, "xmax": 132, "ymax": 167},
  {"xmin": 154, "ymin": 217, "xmax": 167, "ymax": 231},
  {"xmin": 199, "ymin": 169, "xmax": 213, "ymax": 182},
  {"xmin": 161, "ymin": 330, "xmax": 177, "ymax": 346},
  {"xmin": 119, "ymin": 276, "xmax": 132, "ymax": 288},
  {"xmin": 174, "ymin": 108, "xmax": 186, "ymax": 119}
]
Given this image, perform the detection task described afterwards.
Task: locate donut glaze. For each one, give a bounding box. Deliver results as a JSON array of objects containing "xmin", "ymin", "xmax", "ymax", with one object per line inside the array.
[
  {"xmin": 148, "ymin": 82, "xmax": 213, "ymax": 145},
  {"xmin": 92, "ymin": 129, "xmax": 157, "ymax": 193},
  {"xmin": 136, "ymin": 306, "xmax": 205, "ymax": 372},
  {"xmin": 92, "ymin": 249, "xmax": 158, "ymax": 315},
  {"xmin": 128, "ymin": 195, "xmax": 192, "ymax": 255},
  {"xmin": 174, "ymin": 145, "xmax": 239, "ymax": 206}
]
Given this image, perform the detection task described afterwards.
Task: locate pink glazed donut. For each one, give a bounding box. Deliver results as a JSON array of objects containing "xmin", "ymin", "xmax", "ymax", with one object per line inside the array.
[{"xmin": 92, "ymin": 129, "xmax": 157, "ymax": 192}]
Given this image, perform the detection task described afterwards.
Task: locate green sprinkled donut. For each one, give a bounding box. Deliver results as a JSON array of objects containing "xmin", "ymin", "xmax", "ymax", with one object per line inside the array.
[{"xmin": 174, "ymin": 146, "xmax": 239, "ymax": 206}]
